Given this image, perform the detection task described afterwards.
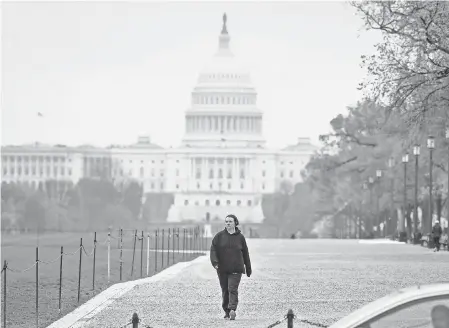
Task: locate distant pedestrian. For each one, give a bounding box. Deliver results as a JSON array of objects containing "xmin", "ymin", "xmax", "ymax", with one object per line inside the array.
[
  {"xmin": 210, "ymin": 214, "xmax": 252, "ymax": 321},
  {"xmin": 432, "ymin": 220, "xmax": 443, "ymax": 252}
]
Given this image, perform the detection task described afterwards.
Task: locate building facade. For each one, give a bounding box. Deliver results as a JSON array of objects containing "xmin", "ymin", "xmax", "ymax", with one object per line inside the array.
[{"xmin": 1, "ymin": 14, "xmax": 317, "ymax": 223}]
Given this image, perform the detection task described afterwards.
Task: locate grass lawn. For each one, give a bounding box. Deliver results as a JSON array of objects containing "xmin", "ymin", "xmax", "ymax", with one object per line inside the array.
[{"xmin": 1, "ymin": 231, "xmax": 208, "ymax": 328}]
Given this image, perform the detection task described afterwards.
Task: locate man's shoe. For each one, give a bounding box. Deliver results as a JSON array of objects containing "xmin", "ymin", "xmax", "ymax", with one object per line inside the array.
[
  {"xmin": 229, "ymin": 310, "xmax": 236, "ymax": 320},
  {"xmin": 224, "ymin": 312, "xmax": 230, "ymax": 320}
]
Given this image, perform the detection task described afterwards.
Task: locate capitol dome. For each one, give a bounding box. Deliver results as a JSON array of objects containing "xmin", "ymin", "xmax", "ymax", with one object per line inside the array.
[
  {"xmin": 195, "ymin": 13, "xmax": 255, "ymax": 90},
  {"xmin": 182, "ymin": 13, "xmax": 265, "ymax": 149}
]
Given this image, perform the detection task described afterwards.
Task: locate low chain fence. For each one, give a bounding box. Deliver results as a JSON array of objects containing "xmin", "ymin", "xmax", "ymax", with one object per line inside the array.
[
  {"xmin": 115, "ymin": 309, "xmax": 330, "ymax": 328},
  {"xmin": 1, "ymin": 225, "xmax": 208, "ymax": 328},
  {"xmin": 266, "ymin": 309, "xmax": 329, "ymax": 328}
]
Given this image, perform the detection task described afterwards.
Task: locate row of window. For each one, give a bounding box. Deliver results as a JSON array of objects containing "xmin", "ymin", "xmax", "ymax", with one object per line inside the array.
[
  {"xmin": 192, "ymin": 95, "xmax": 256, "ymax": 106},
  {"xmin": 201, "ymin": 73, "xmax": 246, "ymax": 80},
  {"xmin": 178, "ymin": 181, "xmax": 256, "ymax": 190},
  {"xmin": 194, "ymin": 158, "xmax": 247, "ymax": 165},
  {"xmin": 184, "ymin": 199, "xmax": 253, "ymax": 207},
  {"xmin": 113, "ymin": 168, "xmax": 165, "ymax": 178},
  {"xmin": 196, "ymin": 168, "xmax": 246, "ymax": 179},
  {"xmin": 2, "ymin": 155, "xmax": 71, "ymax": 163},
  {"xmin": 109, "ymin": 167, "xmax": 299, "ymax": 180},
  {"xmin": 2, "ymin": 180, "xmax": 74, "ymax": 190},
  {"xmin": 3, "ymin": 167, "xmax": 72, "ymax": 176}
]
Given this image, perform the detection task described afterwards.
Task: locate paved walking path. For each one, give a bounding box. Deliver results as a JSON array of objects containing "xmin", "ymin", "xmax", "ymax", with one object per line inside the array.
[{"xmin": 54, "ymin": 238, "xmax": 449, "ymax": 328}]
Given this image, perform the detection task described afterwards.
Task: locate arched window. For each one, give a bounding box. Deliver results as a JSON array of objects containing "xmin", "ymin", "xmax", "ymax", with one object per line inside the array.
[
  {"xmin": 247, "ymin": 200, "xmax": 252, "ymax": 206},
  {"xmin": 205, "ymin": 199, "xmax": 210, "ymax": 206},
  {"xmin": 209, "ymin": 169, "xmax": 214, "ymax": 179},
  {"xmin": 216, "ymin": 200, "xmax": 220, "ymax": 206},
  {"xmin": 237, "ymin": 200, "xmax": 241, "ymax": 206},
  {"xmin": 226, "ymin": 200, "xmax": 231, "ymax": 205},
  {"xmin": 218, "ymin": 169, "xmax": 223, "ymax": 179},
  {"xmin": 184, "ymin": 199, "xmax": 189, "ymax": 205}
]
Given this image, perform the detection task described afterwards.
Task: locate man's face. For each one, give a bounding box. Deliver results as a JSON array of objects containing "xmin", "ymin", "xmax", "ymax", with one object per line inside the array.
[{"xmin": 225, "ymin": 217, "xmax": 235, "ymax": 229}]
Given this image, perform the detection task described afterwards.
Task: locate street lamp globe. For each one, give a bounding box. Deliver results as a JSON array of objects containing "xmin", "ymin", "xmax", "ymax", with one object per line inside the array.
[
  {"xmin": 413, "ymin": 144, "xmax": 420, "ymax": 156},
  {"xmin": 427, "ymin": 135, "xmax": 435, "ymax": 149},
  {"xmin": 376, "ymin": 169, "xmax": 382, "ymax": 178},
  {"xmin": 402, "ymin": 153, "xmax": 409, "ymax": 163}
]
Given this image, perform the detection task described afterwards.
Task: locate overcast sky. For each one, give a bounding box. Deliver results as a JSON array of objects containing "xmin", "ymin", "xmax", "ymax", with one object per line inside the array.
[{"xmin": 1, "ymin": 1, "xmax": 382, "ymax": 149}]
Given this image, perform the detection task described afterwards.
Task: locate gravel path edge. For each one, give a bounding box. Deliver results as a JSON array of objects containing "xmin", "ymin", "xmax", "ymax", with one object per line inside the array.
[{"xmin": 47, "ymin": 254, "xmax": 208, "ymax": 328}]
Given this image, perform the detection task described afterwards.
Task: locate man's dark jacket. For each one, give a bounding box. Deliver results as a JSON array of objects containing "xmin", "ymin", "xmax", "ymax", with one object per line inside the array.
[
  {"xmin": 210, "ymin": 228, "xmax": 252, "ymax": 275},
  {"xmin": 432, "ymin": 224, "xmax": 442, "ymax": 237}
]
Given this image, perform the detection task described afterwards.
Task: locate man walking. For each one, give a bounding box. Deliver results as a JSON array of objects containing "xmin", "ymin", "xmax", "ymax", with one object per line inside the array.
[
  {"xmin": 432, "ymin": 220, "xmax": 443, "ymax": 252},
  {"xmin": 210, "ymin": 214, "xmax": 252, "ymax": 321}
]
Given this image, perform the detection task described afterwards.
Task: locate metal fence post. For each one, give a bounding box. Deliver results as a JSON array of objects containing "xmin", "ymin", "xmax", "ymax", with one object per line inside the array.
[
  {"xmin": 59, "ymin": 246, "xmax": 63, "ymax": 314},
  {"xmin": 155, "ymin": 229, "xmax": 158, "ymax": 272},
  {"xmin": 77, "ymin": 238, "xmax": 83, "ymax": 303},
  {"xmin": 132, "ymin": 312, "xmax": 139, "ymax": 328},
  {"xmin": 168, "ymin": 228, "xmax": 171, "ymax": 266},
  {"xmin": 3, "ymin": 260, "xmax": 7, "ymax": 328},
  {"xmin": 287, "ymin": 309, "xmax": 294, "ymax": 328},
  {"xmin": 131, "ymin": 230, "xmax": 137, "ymax": 277},
  {"xmin": 36, "ymin": 247, "xmax": 39, "ymax": 328},
  {"xmin": 140, "ymin": 231, "xmax": 144, "ymax": 278},
  {"xmin": 93, "ymin": 232, "xmax": 97, "ymax": 292},
  {"xmin": 120, "ymin": 229, "xmax": 123, "ymax": 281}
]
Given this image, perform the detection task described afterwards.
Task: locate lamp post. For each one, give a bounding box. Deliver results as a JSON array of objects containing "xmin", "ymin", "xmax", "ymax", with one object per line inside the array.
[
  {"xmin": 427, "ymin": 136, "xmax": 435, "ymax": 234},
  {"xmin": 362, "ymin": 181, "xmax": 368, "ymax": 239},
  {"xmin": 368, "ymin": 176, "xmax": 374, "ymax": 236},
  {"xmin": 388, "ymin": 158, "xmax": 395, "ymax": 237},
  {"xmin": 402, "ymin": 153, "xmax": 409, "ymax": 238},
  {"xmin": 413, "ymin": 144, "xmax": 420, "ymax": 242},
  {"xmin": 446, "ymin": 128, "xmax": 449, "ymax": 234},
  {"xmin": 376, "ymin": 169, "xmax": 382, "ymax": 237}
]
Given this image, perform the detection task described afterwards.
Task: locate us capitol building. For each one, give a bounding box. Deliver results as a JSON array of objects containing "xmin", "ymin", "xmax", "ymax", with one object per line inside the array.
[{"xmin": 1, "ymin": 14, "xmax": 317, "ymax": 224}]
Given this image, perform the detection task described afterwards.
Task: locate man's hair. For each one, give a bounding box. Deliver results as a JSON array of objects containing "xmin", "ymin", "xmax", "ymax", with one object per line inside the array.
[{"xmin": 226, "ymin": 214, "xmax": 239, "ymax": 226}]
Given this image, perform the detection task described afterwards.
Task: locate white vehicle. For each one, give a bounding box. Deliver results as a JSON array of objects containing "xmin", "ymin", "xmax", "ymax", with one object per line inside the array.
[{"xmin": 329, "ymin": 284, "xmax": 449, "ymax": 328}]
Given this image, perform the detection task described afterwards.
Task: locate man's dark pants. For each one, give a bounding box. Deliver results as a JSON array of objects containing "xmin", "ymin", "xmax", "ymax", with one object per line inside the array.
[
  {"xmin": 217, "ymin": 272, "xmax": 242, "ymax": 313},
  {"xmin": 434, "ymin": 236, "xmax": 441, "ymax": 251}
]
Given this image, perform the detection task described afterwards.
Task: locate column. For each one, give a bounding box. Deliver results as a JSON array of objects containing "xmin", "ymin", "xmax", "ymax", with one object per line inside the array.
[
  {"xmin": 218, "ymin": 116, "xmax": 222, "ymax": 132},
  {"xmin": 232, "ymin": 158, "xmax": 236, "ymax": 185}
]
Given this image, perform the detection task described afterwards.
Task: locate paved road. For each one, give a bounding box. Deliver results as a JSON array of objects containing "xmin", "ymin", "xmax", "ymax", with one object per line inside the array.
[{"xmin": 83, "ymin": 239, "xmax": 449, "ymax": 328}]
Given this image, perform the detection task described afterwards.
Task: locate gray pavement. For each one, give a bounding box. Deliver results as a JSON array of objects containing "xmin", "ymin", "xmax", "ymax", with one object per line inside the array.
[{"xmin": 82, "ymin": 239, "xmax": 449, "ymax": 328}]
